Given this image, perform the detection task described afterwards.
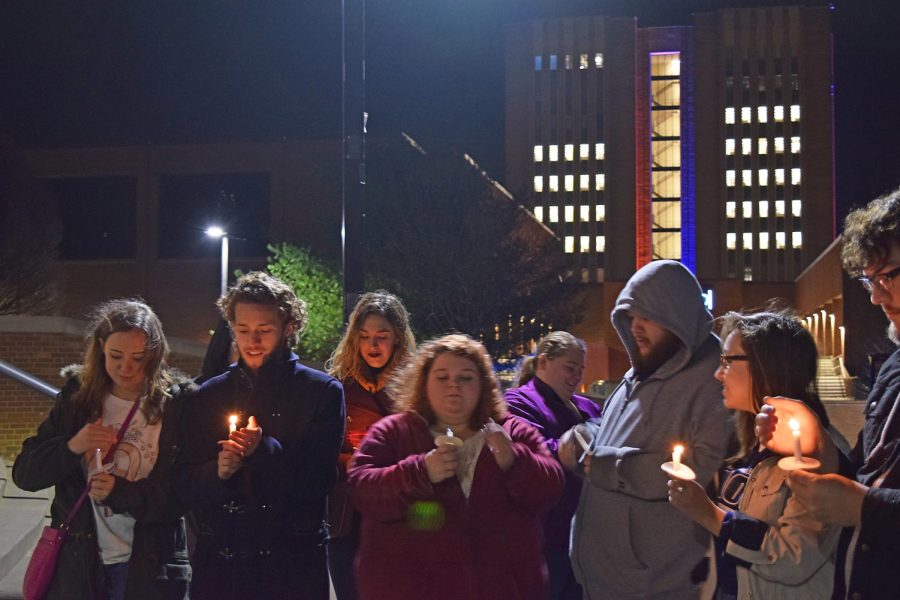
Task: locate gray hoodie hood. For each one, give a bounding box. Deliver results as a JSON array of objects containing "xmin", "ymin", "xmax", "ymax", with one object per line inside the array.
[{"xmin": 612, "ymin": 259, "xmax": 715, "ymax": 379}]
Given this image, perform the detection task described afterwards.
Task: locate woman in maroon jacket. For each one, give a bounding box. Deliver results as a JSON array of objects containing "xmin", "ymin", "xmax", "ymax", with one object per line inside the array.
[
  {"xmin": 348, "ymin": 334, "xmax": 565, "ymax": 600},
  {"xmin": 325, "ymin": 291, "xmax": 416, "ymax": 600}
]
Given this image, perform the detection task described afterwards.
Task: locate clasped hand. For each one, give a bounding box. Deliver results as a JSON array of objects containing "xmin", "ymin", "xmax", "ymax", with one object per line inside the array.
[{"xmin": 217, "ymin": 416, "xmax": 262, "ymax": 480}]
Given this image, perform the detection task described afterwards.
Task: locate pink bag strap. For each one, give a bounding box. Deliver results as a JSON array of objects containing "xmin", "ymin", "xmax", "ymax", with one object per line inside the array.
[{"xmin": 60, "ymin": 399, "xmax": 142, "ymax": 531}]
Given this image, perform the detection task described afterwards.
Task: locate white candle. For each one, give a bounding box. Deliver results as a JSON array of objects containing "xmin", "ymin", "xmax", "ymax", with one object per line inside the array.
[
  {"xmin": 228, "ymin": 415, "xmax": 238, "ymax": 435},
  {"xmin": 789, "ymin": 418, "xmax": 802, "ymax": 460},
  {"xmin": 94, "ymin": 448, "xmax": 102, "ymax": 472},
  {"xmin": 673, "ymin": 444, "xmax": 684, "ymax": 473}
]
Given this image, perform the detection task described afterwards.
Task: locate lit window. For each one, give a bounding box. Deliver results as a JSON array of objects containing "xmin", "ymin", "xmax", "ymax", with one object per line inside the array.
[
  {"xmin": 776, "ymin": 231, "xmax": 786, "ymax": 249},
  {"xmin": 742, "ymin": 169, "xmax": 752, "ymax": 187},
  {"xmin": 564, "ymin": 236, "xmax": 574, "ymax": 253},
  {"xmin": 742, "ymin": 201, "xmax": 753, "ymax": 217},
  {"xmin": 564, "ymin": 175, "xmax": 574, "ymax": 192},
  {"xmin": 579, "ymin": 143, "xmax": 590, "ymax": 159},
  {"xmin": 791, "ymin": 168, "xmax": 801, "ymax": 185},
  {"xmin": 595, "ymin": 236, "xmax": 606, "ymax": 252},
  {"xmin": 565, "ymin": 54, "xmax": 573, "ymax": 70},
  {"xmin": 549, "ymin": 55, "xmax": 558, "ymax": 70},
  {"xmin": 595, "ymin": 174, "xmax": 605, "ymax": 191},
  {"xmin": 595, "ymin": 205, "xmax": 605, "ymax": 221},
  {"xmin": 758, "ymin": 138, "xmax": 768, "ymax": 155},
  {"xmin": 759, "ymin": 169, "xmax": 769, "ymax": 187},
  {"xmin": 579, "ymin": 53, "xmax": 589, "ymax": 69},
  {"xmin": 774, "ymin": 105, "xmax": 784, "ymax": 122},
  {"xmin": 792, "ymin": 231, "xmax": 803, "ymax": 248},
  {"xmin": 741, "ymin": 107, "xmax": 751, "ymax": 124},
  {"xmin": 595, "ymin": 143, "xmax": 605, "ymax": 160},
  {"xmin": 774, "ymin": 137, "xmax": 785, "ymax": 153},
  {"xmin": 594, "ymin": 53, "xmax": 604, "ymax": 68},
  {"xmin": 741, "ymin": 138, "xmax": 752, "ymax": 155},
  {"xmin": 548, "ymin": 175, "xmax": 559, "ymax": 192},
  {"xmin": 579, "ymin": 174, "xmax": 590, "ymax": 191},
  {"xmin": 792, "ymin": 200, "xmax": 802, "ymax": 217},
  {"xmin": 549, "ymin": 206, "xmax": 559, "ymax": 223},
  {"xmin": 743, "ymin": 232, "xmax": 753, "ymax": 249},
  {"xmin": 548, "ymin": 145, "xmax": 559, "ymax": 162},
  {"xmin": 564, "ymin": 144, "xmax": 574, "ymax": 161},
  {"xmin": 759, "ymin": 232, "xmax": 770, "ymax": 250},
  {"xmin": 790, "ymin": 105, "xmax": 800, "ymax": 122},
  {"xmin": 775, "ymin": 201, "xmax": 785, "ymax": 216},
  {"xmin": 533, "ymin": 206, "xmax": 543, "ymax": 221},
  {"xmin": 757, "ymin": 106, "xmax": 768, "ymax": 123},
  {"xmin": 565, "ymin": 205, "xmax": 574, "ymax": 222},
  {"xmin": 726, "ymin": 232, "xmax": 737, "ymax": 250},
  {"xmin": 791, "ymin": 136, "xmax": 801, "ymax": 154},
  {"xmin": 725, "ymin": 139, "xmax": 735, "ymax": 155},
  {"xmin": 726, "ymin": 170, "xmax": 736, "ymax": 187},
  {"xmin": 533, "ymin": 145, "xmax": 543, "ymax": 162},
  {"xmin": 534, "ymin": 56, "xmax": 542, "ymax": 71},
  {"xmin": 533, "ymin": 176, "xmax": 543, "ymax": 192},
  {"xmin": 580, "ymin": 205, "xmax": 590, "ymax": 221},
  {"xmin": 775, "ymin": 169, "xmax": 785, "ymax": 185},
  {"xmin": 580, "ymin": 236, "xmax": 590, "ymax": 252},
  {"xmin": 725, "ymin": 107, "xmax": 735, "ymax": 125},
  {"xmin": 726, "ymin": 201, "xmax": 736, "ymax": 218},
  {"xmin": 759, "ymin": 201, "xmax": 769, "ymax": 217}
]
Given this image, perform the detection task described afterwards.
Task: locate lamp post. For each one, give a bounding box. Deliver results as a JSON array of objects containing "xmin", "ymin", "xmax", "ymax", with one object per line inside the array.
[{"xmin": 205, "ymin": 226, "xmax": 229, "ymax": 298}]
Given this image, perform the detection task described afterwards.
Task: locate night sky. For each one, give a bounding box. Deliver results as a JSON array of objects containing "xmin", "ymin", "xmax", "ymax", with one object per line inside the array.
[{"xmin": 2, "ymin": 0, "xmax": 898, "ymax": 223}]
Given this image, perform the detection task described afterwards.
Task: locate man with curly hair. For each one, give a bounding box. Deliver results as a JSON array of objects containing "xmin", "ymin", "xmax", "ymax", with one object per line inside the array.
[
  {"xmin": 177, "ymin": 271, "xmax": 345, "ymax": 599},
  {"xmin": 759, "ymin": 188, "xmax": 900, "ymax": 599}
]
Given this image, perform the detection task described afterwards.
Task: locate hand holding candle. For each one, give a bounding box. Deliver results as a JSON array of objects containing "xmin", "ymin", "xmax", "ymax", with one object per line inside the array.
[
  {"xmin": 777, "ymin": 417, "xmax": 821, "ymax": 471},
  {"xmin": 228, "ymin": 414, "xmax": 238, "ymax": 435},
  {"xmin": 435, "ymin": 427, "xmax": 464, "ymax": 448},
  {"xmin": 661, "ymin": 443, "xmax": 696, "ymax": 480}
]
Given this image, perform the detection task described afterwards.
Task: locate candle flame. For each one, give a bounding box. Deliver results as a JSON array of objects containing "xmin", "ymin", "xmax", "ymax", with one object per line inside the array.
[
  {"xmin": 788, "ymin": 418, "xmax": 800, "ymax": 433},
  {"xmin": 229, "ymin": 415, "xmax": 238, "ymax": 426},
  {"xmin": 673, "ymin": 444, "xmax": 684, "ymax": 460}
]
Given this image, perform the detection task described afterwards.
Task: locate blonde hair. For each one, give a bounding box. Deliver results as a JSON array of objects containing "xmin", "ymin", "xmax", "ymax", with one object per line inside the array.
[
  {"xmin": 516, "ymin": 331, "xmax": 586, "ymax": 387},
  {"xmin": 390, "ymin": 334, "xmax": 507, "ymax": 429},
  {"xmin": 74, "ymin": 299, "xmax": 174, "ymax": 424},
  {"xmin": 326, "ymin": 291, "xmax": 415, "ymax": 388}
]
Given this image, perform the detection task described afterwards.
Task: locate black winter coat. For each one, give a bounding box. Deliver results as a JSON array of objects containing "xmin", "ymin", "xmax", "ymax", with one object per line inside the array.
[
  {"xmin": 12, "ymin": 375, "xmax": 194, "ymax": 600},
  {"xmin": 176, "ymin": 352, "xmax": 345, "ymax": 600}
]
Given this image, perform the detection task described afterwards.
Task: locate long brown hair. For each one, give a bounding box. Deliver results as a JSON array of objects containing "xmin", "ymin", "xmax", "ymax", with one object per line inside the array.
[
  {"xmin": 73, "ymin": 299, "xmax": 174, "ymax": 424},
  {"xmin": 390, "ymin": 334, "xmax": 507, "ymax": 429},
  {"xmin": 516, "ymin": 331, "xmax": 586, "ymax": 387},
  {"xmin": 719, "ymin": 310, "xmax": 829, "ymax": 463},
  {"xmin": 326, "ymin": 291, "xmax": 416, "ymax": 389}
]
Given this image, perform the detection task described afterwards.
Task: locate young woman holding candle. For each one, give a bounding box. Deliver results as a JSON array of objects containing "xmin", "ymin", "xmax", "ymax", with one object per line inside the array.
[
  {"xmin": 13, "ymin": 299, "xmax": 193, "ymax": 600},
  {"xmin": 666, "ymin": 311, "xmax": 841, "ymax": 599},
  {"xmin": 503, "ymin": 331, "xmax": 602, "ymax": 600},
  {"xmin": 348, "ymin": 334, "xmax": 565, "ymax": 600},
  {"xmin": 325, "ymin": 291, "xmax": 416, "ymax": 600}
]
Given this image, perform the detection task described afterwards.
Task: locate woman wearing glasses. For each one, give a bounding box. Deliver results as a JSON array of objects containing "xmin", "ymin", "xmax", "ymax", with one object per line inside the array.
[{"xmin": 666, "ymin": 311, "xmax": 841, "ymax": 599}]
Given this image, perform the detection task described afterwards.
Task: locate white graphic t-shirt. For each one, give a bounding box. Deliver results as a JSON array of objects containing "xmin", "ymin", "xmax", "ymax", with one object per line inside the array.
[{"xmin": 90, "ymin": 393, "xmax": 163, "ymax": 565}]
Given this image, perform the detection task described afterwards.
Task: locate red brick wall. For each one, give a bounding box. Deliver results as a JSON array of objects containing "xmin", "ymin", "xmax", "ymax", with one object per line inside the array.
[{"xmin": 0, "ymin": 330, "xmax": 203, "ymax": 461}]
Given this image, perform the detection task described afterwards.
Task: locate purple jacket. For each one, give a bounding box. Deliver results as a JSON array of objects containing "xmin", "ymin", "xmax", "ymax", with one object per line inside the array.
[{"xmin": 504, "ymin": 377, "xmax": 602, "ymax": 550}]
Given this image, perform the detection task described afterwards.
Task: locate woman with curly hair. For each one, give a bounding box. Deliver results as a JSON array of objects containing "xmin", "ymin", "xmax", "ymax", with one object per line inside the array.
[
  {"xmin": 348, "ymin": 334, "xmax": 565, "ymax": 599},
  {"xmin": 13, "ymin": 299, "xmax": 193, "ymax": 600},
  {"xmin": 325, "ymin": 290, "xmax": 416, "ymax": 600}
]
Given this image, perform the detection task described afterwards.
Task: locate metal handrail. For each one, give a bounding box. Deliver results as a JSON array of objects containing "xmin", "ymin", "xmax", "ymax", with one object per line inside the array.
[{"xmin": 0, "ymin": 359, "xmax": 59, "ymax": 398}]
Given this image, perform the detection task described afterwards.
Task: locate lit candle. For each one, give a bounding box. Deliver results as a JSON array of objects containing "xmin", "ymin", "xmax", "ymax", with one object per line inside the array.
[
  {"xmin": 228, "ymin": 414, "xmax": 238, "ymax": 435},
  {"xmin": 789, "ymin": 418, "xmax": 802, "ymax": 460},
  {"xmin": 673, "ymin": 444, "xmax": 684, "ymax": 473},
  {"xmin": 94, "ymin": 448, "xmax": 102, "ymax": 472}
]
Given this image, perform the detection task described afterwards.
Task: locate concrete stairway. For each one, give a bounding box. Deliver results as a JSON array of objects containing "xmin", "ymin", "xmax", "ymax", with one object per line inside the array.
[
  {"xmin": 0, "ymin": 460, "xmax": 51, "ymax": 600},
  {"xmin": 817, "ymin": 356, "xmax": 855, "ymax": 402}
]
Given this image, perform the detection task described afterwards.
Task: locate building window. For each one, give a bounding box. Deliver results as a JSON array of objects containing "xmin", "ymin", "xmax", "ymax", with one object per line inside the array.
[
  {"xmin": 564, "ymin": 144, "xmax": 574, "ymax": 161},
  {"xmin": 548, "ymin": 175, "xmax": 559, "ymax": 192},
  {"xmin": 50, "ymin": 176, "xmax": 137, "ymax": 260},
  {"xmin": 792, "ymin": 231, "xmax": 803, "ymax": 248},
  {"xmin": 774, "ymin": 137, "xmax": 785, "ymax": 153},
  {"xmin": 579, "ymin": 53, "xmax": 589, "ymax": 69},
  {"xmin": 758, "ymin": 138, "xmax": 768, "ymax": 155},
  {"xmin": 742, "ymin": 201, "xmax": 753, "ymax": 218},
  {"xmin": 759, "ymin": 201, "xmax": 769, "ymax": 218},
  {"xmin": 742, "ymin": 169, "xmax": 752, "ymax": 187},
  {"xmin": 548, "ymin": 145, "xmax": 559, "ymax": 161},
  {"xmin": 726, "ymin": 201, "xmax": 736, "ymax": 218},
  {"xmin": 595, "ymin": 173, "xmax": 605, "ymax": 191},
  {"xmin": 775, "ymin": 200, "xmax": 786, "ymax": 216},
  {"xmin": 725, "ymin": 107, "xmax": 736, "ymax": 125},
  {"xmin": 775, "ymin": 168, "xmax": 785, "ymax": 185},
  {"xmin": 580, "ymin": 235, "xmax": 590, "ymax": 252},
  {"xmin": 533, "ymin": 206, "xmax": 543, "ymax": 221},
  {"xmin": 791, "ymin": 168, "xmax": 801, "ymax": 185},
  {"xmin": 579, "ymin": 143, "xmax": 590, "ymax": 159},
  {"xmin": 792, "ymin": 200, "xmax": 802, "ymax": 217},
  {"xmin": 791, "ymin": 136, "xmax": 801, "ymax": 154},
  {"xmin": 564, "ymin": 175, "xmax": 574, "ymax": 192},
  {"xmin": 743, "ymin": 232, "xmax": 753, "ymax": 250},
  {"xmin": 533, "ymin": 176, "xmax": 543, "ymax": 192},
  {"xmin": 774, "ymin": 105, "xmax": 784, "ymax": 122},
  {"xmin": 595, "ymin": 142, "xmax": 605, "ymax": 160},
  {"xmin": 757, "ymin": 106, "xmax": 768, "ymax": 123},
  {"xmin": 564, "ymin": 205, "xmax": 574, "ymax": 222},
  {"xmin": 534, "ymin": 56, "xmax": 542, "ymax": 71},
  {"xmin": 741, "ymin": 138, "xmax": 752, "ymax": 156},
  {"xmin": 776, "ymin": 231, "xmax": 786, "ymax": 249},
  {"xmin": 595, "ymin": 235, "xmax": 606, "ymax": 252},
  {"xmin": 741, "ymin": 107, "xmax": 751, "ymax": 124},
  {"xmin": 790, "ymin": 104, "xmax": 800, "ymax": 122},
  {"xmin": 594, "ymin": 52, "xmax": 604, "ymax": 69},
  {"xmin": 759, "ymin": 169, "xmax": 769, "ymax": 187},
  {"xmin": 579, "ymin": 174, "xmax": 590, "ymax": 191},
  {"xmin": 533, "ymin": 145, "xmax": 543, "ymax": 162},
  {"xmin": 580, "ymin": 205, "xmax": 590, "ymax": 221},
  {"xmin": 549, "ymin": 54, "xmax": 558, "ymax": 70},
  {"xmin": 549, "ymin": 206, "xmax": 559, "ymax": 223},
  {"xmin": 759, "ymin": 231, "xmax": 770, "ymax": 250},
  {"xmin": 726, "ymin": 170, "xmax": 736, "ymax": 187},
  {"xmin": 565, "ymin": 54, "xmax": 573, "ymax": 70},
  {"xmin": 726, "ymin": 232, "xmax": 737, "ymax": 250},
  {"xmin": 744, "ymin": 266, "xmax": 753, "ymax": 282},
  {"xmin": 725, "ymin": 139, "xmax": 735, "ymax": 155},
  {"xmin": 595, "ymin": 204, "xmax": 605, "ymax": 221}
]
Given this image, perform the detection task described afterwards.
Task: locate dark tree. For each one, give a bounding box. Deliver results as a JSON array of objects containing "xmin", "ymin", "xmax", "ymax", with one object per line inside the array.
[
  {"xmin": 0, "ymin": 140, "xmax": 60, "ymax": 315},
  {"xmin": 365, "ymin": 136, "xmax": 583, "ymax": 355}
]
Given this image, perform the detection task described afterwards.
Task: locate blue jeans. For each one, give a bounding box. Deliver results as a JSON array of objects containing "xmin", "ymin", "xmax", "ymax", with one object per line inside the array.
[{"xmin": 104, "ymin": 562, "xmax": 129, "ymax": 600}]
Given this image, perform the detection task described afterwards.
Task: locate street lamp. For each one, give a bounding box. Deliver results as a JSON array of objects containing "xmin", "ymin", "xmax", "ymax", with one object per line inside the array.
[{"xmin": 205, "ymin": 226, "xmax": 229, "ymax": 298}]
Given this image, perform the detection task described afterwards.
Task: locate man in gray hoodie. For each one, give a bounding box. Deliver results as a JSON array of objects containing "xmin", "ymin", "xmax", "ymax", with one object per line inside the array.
[{"xmin": 560, "ymin": 259, "xmax": 731, "ymax": 599}]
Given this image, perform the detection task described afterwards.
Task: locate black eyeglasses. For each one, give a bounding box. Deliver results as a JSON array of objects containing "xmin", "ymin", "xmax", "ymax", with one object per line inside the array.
[
  {"xmin": 719, "ymin": 354, "xmax": 749, "ymax": 369},
  {"xmin": 858, "ymin": 265, "xmax": 900, "ymax": 294}
]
